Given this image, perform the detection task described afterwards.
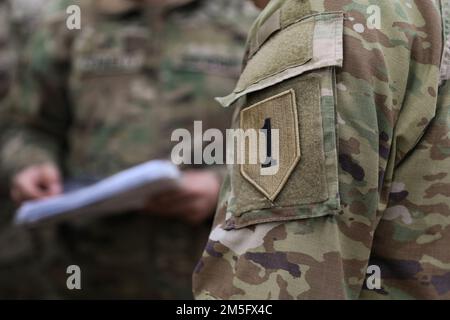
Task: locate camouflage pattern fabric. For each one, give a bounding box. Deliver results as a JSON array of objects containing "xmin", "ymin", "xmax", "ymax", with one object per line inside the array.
[
  {"xmin": 0, "ymin": 0, "xmax": 258, "ymax": 298},
  {"xmin": 1, "ymin": 0, "xmax": 46, "ymax": 196},
  {"xmin": 1, "ymin": 0, "xmax": 47, "ymax": 186},
  {"xmin": 0, "ymin": 0, "xmax": 12, "ymax": 104},
  {"xmin": 0, "ymin": 0, "xmax": 46, "ymax": 145},
  {"xmin": 194, "ymin": 0, "xmax": 450, "ymax": 299},
  {"xmin": 0, "ymin": 0, "xmax": 53, "ymax": 299},
  {"xmin": 0, "ymin": 0, "xmax": 11, "ymax": 196}
]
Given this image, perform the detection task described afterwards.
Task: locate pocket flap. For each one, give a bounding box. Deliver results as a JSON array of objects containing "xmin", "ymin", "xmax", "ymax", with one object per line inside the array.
[{"xmin": 217, "ymin": 12, "xmax": 344, "ymax": 107}]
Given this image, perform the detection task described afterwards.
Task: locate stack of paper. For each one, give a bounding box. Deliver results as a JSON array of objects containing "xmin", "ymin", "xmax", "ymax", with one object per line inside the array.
[{"xmin": 15, "ymin": 160, "xmax": 181, "ymax": 225}]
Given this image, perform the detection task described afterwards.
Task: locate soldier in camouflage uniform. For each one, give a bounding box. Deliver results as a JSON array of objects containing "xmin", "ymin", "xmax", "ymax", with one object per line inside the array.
[
  {"xmin": 194, "ymin": 0, "xmax": 450, "ymax": 299},
  {"xmin": 0, "ymin": 0, "xmax": 258, "ymax": 298}
]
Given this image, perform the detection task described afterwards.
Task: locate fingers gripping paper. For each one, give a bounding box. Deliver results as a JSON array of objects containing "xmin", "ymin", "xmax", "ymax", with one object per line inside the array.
[{"xmin": 15, "ymin": 160, "xmax": 181, "ymax": 225}]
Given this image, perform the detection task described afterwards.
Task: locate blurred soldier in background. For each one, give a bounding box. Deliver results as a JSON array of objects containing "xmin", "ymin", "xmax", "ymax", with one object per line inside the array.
[{"xmin": 0, "ymin": 0, "xmax": 258, "ymax": 298}]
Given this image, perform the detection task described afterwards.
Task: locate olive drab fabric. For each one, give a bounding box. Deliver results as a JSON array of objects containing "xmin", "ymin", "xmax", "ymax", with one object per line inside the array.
[
  {"xmin": 0, "ymin": 0, "xmax": 258, "ymax": 298},
  {"xmin": 194, "ymin": 0, "xmax": 450, "ymax": 299},
  {"xmin": 0, "ymin": 0, "xmax": 49, "ymax": 299}
]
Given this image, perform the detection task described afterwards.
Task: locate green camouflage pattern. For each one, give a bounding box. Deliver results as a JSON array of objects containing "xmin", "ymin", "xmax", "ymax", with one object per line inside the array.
[
  {"xmin": 0, "ymin": 0, "xmax": 46, "ymax": 191},
  {"xmin": 0, "ymin": 0, "xmax": 46, "ymax": 139},
  {"xmin": 0, "ymin": 0, "xmax": 46, "ymax": 221},
  {"xmin": 194, "ymin": 0, "xmax": 450, "ymax": 299},
  {"xmin": 0, "ymin": 0, "xmax": 12, "ymax": 104},
  {"xmin": 0, "ymin": 0, "xmax": 13, "ymax": 181},
  {"xmin": 0, "ymin": 0, "xmax": 258, "ymax": 298}
]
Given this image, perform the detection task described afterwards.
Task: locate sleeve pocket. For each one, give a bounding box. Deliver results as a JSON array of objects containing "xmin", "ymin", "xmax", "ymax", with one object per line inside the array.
[{"xmin": 217, "ymin": 12, "xmax": 345, "ymax": 230}]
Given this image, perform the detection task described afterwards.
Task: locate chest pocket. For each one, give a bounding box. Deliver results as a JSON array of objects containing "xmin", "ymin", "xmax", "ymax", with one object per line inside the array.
[{"xmin": 218, "ymin": 12, "xmax": 344, "ymax": 230}]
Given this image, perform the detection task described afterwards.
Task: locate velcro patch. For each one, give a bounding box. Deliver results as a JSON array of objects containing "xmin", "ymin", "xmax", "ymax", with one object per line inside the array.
[{"xmin": 236, "ymin": 19, "xmax": 313, "ymax": 92}]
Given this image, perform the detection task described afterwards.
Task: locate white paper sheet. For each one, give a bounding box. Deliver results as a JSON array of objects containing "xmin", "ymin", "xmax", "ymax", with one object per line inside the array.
[{"xmin": 15, "ymin": 160, "xmax": 181, "ymax": 225}]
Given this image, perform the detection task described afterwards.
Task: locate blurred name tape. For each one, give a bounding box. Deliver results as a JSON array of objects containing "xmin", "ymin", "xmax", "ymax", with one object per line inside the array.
[{"xmin": 15, "ymin": 160, "xmax": 181, "ymax": 226}]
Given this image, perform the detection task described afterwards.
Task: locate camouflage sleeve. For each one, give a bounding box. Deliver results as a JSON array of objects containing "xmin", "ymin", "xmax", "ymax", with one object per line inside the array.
[
  {"xmin": 0, "ymin": 1, "xmax": 74, "ymax": 179},
  {"xmin": 193, "ymin": 0, "xmax": 442, "ymax": 299}
]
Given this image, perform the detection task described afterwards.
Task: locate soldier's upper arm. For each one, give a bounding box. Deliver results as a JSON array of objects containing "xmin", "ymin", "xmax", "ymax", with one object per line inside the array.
[{"xmin": 194, "ymin": 0, "xmax": 441, "ymax": 299}]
